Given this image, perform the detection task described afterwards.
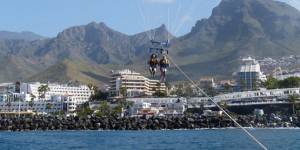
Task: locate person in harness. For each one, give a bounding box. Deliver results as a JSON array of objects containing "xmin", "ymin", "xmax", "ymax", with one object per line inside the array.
[
  {"xmin": 147, "ymin": 54, "xmax": 159, "ymax": 78},
  {"xmin": 159, "ymin": 55, "xmax": 170, "ymax": 82}
]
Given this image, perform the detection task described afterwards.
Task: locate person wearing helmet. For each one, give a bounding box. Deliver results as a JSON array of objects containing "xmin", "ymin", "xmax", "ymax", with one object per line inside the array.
[
  {"xmin": 159, "ymin": 55, "xmax": 170, "ymax": 82},
  {"xmin": 147, "ymin": 54, "xmax": 159, "ymax": 78}
]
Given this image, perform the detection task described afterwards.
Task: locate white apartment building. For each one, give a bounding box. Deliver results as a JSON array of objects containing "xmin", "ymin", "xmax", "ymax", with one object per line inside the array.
[
  {"xmin": 18, "ymin": 82, "xmax": 94, "ymax": 104},
  {"xmin": 0, "ymin": 95, "xmax": 78, "ymax": 113},
  {"xmin": 236, "ymin": 57, "xmax": 267, "ymax": 90},
  {"xmin": 109, "ymin": 69, "xmax": 166, "ymax": 97}
]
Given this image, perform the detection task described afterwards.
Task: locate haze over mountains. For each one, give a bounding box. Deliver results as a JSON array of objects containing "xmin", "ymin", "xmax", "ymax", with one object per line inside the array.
[
  {"xmin": 0, "ymin": 31, "xmax": 46, "ymax": 41},
  {"xmin": 0, "ymin": 0, "xmax": 300, "ymax": 85}
]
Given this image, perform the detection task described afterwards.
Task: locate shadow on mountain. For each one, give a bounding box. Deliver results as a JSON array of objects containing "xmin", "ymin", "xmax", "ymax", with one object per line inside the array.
[{"xmin": 81, "ymin": 71, "xmax": 109, "ymax": 84}]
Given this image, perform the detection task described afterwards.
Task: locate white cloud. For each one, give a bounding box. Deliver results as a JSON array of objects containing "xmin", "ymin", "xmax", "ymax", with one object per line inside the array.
[
  {"xmin": 181, "ymin": 15, "xmax": 193, "ymax": 22},
  {"xmin": 144, "ymin": 0, "xmax": 174, "ymax": 4}
]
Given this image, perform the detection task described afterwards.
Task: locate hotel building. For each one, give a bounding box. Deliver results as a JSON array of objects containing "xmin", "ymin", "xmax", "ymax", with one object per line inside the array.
[
  {"xmin": 19, "ymin": 82, "xmax": 94, "ymax": 104},
  {"xmin": 108, "ymin": 69, "xmax": 166, "ymax": 97},
  {"xmin": 0, "ymin": 82, "xmax": 94, "ymax": 113},
  {"xmin": 236, "ymin": 57, "xmax": 267, "ymax": 90}
]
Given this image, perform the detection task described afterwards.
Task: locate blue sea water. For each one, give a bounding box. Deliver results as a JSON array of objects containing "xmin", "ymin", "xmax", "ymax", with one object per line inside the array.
[{"xmin": 0, "ymin": 128, "xmax": 299, "ymax": 150}]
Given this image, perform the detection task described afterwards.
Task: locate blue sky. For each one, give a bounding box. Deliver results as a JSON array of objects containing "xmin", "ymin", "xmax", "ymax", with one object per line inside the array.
[{"xmin": 0, "ymin": 0, "xmax": 299, "ymax": 37}]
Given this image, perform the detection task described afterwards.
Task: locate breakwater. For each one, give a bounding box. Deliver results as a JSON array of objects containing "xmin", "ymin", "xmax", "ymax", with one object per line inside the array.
[{"xmin": 0, "ymin": 114, "xmax": 300, "ymax": 131}]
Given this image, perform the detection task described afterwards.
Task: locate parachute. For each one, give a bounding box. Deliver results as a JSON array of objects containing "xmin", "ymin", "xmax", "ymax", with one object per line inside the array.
[
  {"xmin": 129, "ymin": 0, "xmax": 203, "ymax": 55},
  {"xmin": 150, "ymin": 39, "xmax": 169, "ymax": 54},
  {"xmin": 129, "ymin": 0, "xmax": 203, "ymax": 80}
]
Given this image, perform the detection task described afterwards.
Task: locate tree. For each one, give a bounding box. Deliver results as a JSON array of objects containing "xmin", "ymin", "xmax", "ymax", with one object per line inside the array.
[
  {"xmin": 203, "ymin": 85, "xmax": 218, "ymax": 97},
  {"xmin": 38, "ymin": 85, "xmax": 50, "ymax": 100},
  {"xmin": 30, "ymin": 94, "xmax": 36, "ymax": 101},
  {"xmin": 225, "ymin": 84, "xmax": 233, "ymax": 93},
  {"xmin": 76, "ymin": 105, "xmax": 94, "ymax": 117},
  {"xmin": 182, "ymin": 82, "xmax": 195, "ymax": 97},
  {"xmin": 111, "ymin": 105, "xmax": 123, "ymax": 116},
  {"xmin": 153, "ymin": 90, "xmax": 167, "ymax": 97},
  {"xmin": 87, "ymin": 83, "xmax": 94, "ymax": 90},
  {"xmin": 287, "ymin": 94, "xmax": 298, "ymax": 115},
  {"xmin": 261, "ymin": 76, "xmax": 279, "ymax": 89},
  {"xmin": 164, "ymin": 82, "xmax": 171, "ymax": 89},
  {"xmin": 89, "ymin": 90, "xmax": 108, "ymax": 101},
  {"xmin": 28, "ymin": 100, "xmax": 35, "ymax": 109},
  {"xmin": 239, "ymin": 80, "xmax": 247, "ymax": 91},
  {"xmin": 82, "ymin": 101, "xmax": 90, "ymax": 110},
  {"xmin": 156, "ymin": 82, "xmax": 161, "ymax": 97},
  {"xmin": 175, "ymin": 83, "xmax": 184, "ymax": 97},
  {"xmin": 126, "ymin": 101, "xmax": 134, "ymax": 111},
  {"xmin": 6, "ymin": 101, "xmax": 12, "ymax": 112},
  {"xmin": 46, "ymin": 103, "xmax": 52, "ymax": 112},
  {"xmin": 279, "ymin": 77, "xmax": 300, "ymax": 88},
  {"xmin": 95, "ymin": 101, "xmax": 111, "ymax": 117},
  {"xmin": 251, "ymin": 78, "xmax": 258, "ymax": 90},
  {"xmin": 120, "ymin": 87, "xmax": 127, "ymax": 98}
]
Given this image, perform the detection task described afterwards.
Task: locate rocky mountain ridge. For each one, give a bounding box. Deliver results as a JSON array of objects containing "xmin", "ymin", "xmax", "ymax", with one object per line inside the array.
[{"xmin": 0, "ymin": 0, "xmax": 300, "ymax": 85}]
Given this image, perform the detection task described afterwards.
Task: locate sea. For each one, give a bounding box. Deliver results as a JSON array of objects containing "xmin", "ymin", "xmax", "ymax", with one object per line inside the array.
[{"xmin": 0, "ymin": 128, "xmax": 299, "ymax": 150}]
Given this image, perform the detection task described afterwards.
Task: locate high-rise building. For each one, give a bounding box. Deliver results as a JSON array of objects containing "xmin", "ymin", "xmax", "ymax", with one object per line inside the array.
[{"xmin": 236, "ymin": 57, "xmax": 267, "ymax": 90}]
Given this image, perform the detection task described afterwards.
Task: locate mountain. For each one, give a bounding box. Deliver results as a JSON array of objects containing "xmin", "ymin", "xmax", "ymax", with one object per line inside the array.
[
  {"xmin": 0, "ymin": 31, "xmax": 46, "ymax": 41},
  {"xmin": 1, "ymin": 0, "xmax": 300, "ymax": 85},
  {"xmin": 173, "ymin": 0, "xmax": 300, "ymax": 78},
  {"xmin": 0, "ymin": 22, "xmax": 172, "ymax": 84}
]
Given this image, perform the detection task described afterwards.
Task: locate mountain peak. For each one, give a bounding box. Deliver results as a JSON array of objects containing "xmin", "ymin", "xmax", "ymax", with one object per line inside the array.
[
  {"xmin": 181, "ymin": 0, "xmax": 300, "ymax": 66},
  {"xmin": 211, "ymin": 0, "xmax": 300, "ymax": 20},
  {"xmin": 86, "ymin": 22, "xmax": 108, "ymax": 29},
  {"xmin": 0, "ymin": 31, "xmax": 46, "ymax": 41}
]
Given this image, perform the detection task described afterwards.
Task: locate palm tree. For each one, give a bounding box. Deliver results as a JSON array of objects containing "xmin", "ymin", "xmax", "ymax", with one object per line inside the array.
[
  {"xmin": 6, "ymin": 101, "xmax": 12, "ymax": 112},
  {"xmin": 164, "ymin": 81, "xmax": 171, "ymax": 89},
  {"xmin": 155, "ymin": 82, "xmax": 162, "ymax": 97},
  {"xmin": 38, "ymin": 85, "xmax": 43, "ymax": 100},
  {"xmin": 30, "ymin": 94, "xmax": 36, "ymax": 101},
  {"xmin": 225, "ymin": 84, "xmax": 233, "ymax": 93},
  {"xmin": 112, "ymin": 105, "xmax": 123, "ymax": 116},
  {"xmin": 38, "ymin": 85, "xmax": 50, "ymax": 101},
  {"xmin": 288, "ymin": 94, "xmax": 298, "ymax": 114},
  {"xmin": 28, "ymin": 100, "xmax": 35, "ymax": 110},
  {"xmin": 87, "ymin": 84, "xmax": 94, "ymax": 90},
  {"xmin": 120, "ymin": 87, "xmax": 127, "ymax": 98},
  {"xmin": 96, "ymin": 101, "xmax": 111, "ymax": 117},
  {"xmin": 82, "ymin": 101, "xmax": 90, "ymax": 109},
  {"xmin": 46, "ymin": 102, "xmax": 53, "ymax": 112}
]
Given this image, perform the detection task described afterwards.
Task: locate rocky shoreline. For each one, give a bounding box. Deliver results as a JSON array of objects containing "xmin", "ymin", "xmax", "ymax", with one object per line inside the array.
[{"xmin": 0, "ymin": 114, "xmax": 300, "ymax": 131}]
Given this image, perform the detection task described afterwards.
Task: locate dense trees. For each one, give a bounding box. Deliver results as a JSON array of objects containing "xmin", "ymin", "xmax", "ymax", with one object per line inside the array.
[
  {"xmin": 202, "ymin": 85, "xmax": 218, "ymax": 97},
  {"xmin": 77, "ymin": 99, "xmax": 133, "ymax": 117},
  {"xmin": 172, "ymin": 82, "xmax": 196, "ymax": 97},
  {"xmin": 89, "ymin": 89, "xmax": 108, "ymax": 101},
  {"xmin": 262, "ymin": 76, "xmax": 300, "ymax": 89},
  {"xmin": 76, "ymin": 101, "xmax": 94, "ymax": 117}
]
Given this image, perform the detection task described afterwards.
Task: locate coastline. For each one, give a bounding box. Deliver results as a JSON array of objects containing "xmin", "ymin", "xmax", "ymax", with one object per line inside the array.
[{"xmin": 1, "ymin": 114, "xmax": 299, "ymax": 131}]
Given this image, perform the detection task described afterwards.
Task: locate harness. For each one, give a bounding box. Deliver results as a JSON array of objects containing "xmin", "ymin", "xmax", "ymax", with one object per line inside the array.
[
  {"xmin": 160, "ymin": 59, "xmax": 168, "ymax": 65},
  {"xmin": 149, "ymin": 58, "xmax": 158, "ymax": 66}
]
